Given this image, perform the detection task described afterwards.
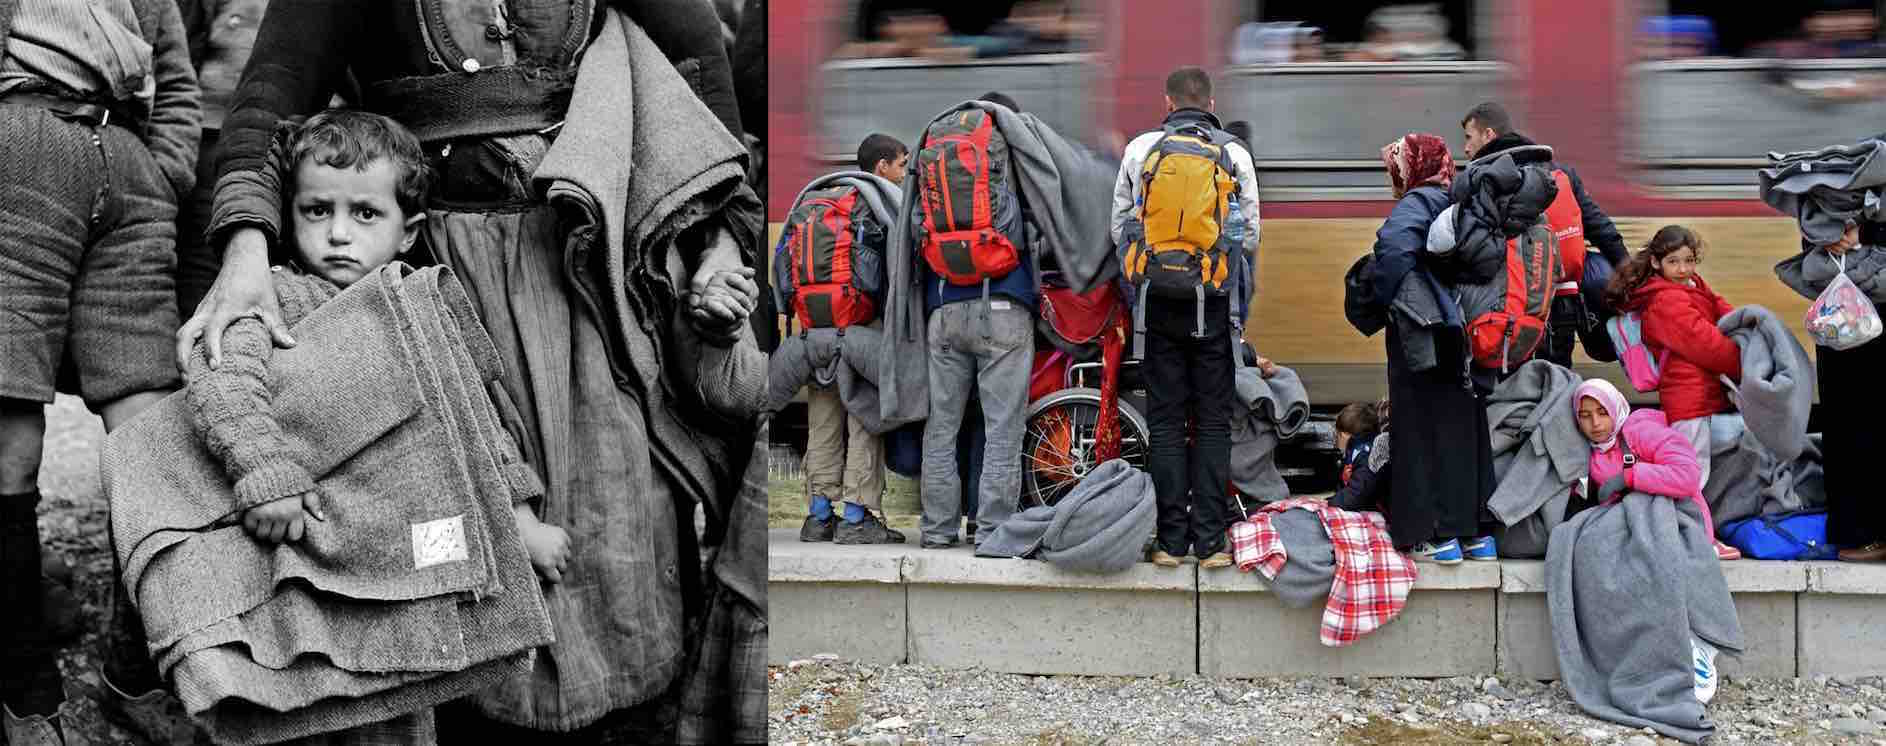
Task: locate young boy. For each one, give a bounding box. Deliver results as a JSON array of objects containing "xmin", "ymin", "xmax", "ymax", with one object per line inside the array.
[
  {"xmin": 172, "ymin": 109, "xmax": 573, "ymax": 739},
  {"xmin": 797, "ymin": 134, "xmax": 904, "ymax": 544},
  {"xmin": 0, "ymin": 0, "xmax": 199, "ymax": 739},
  {"xmin": 1110, "ymin": 67, "xmax": 1261, "ymax": 568}
]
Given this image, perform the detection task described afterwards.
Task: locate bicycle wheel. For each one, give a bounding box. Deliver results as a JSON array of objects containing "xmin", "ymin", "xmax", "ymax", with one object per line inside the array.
[{"xmin": 1020, "ymin": 388, "xmax": 1151, "ymax": 510}]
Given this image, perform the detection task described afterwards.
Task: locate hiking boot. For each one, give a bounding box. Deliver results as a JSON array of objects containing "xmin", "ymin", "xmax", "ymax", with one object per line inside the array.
[
  {"xmin": 798, "ymin": 514, "xmax": 835, "ymax": 543},
  {"xmin": 1839, "ymin": 541, "xmax": 1886, "ymax": 562},
  {"xmin": 1461, "ymin": 536, "xmax": 1498, "ymax": 561},
  {"xmin": 920, "ymin": 536, "xmax": 959, "ymax": 549},
  {"xmin": 1198, "ymin": 552, "xmax": 1234, "ymax": 569},
  {"xmin": 95, "ymin": 673, "xmax": 210, "ymax": 746},
  {"xmin": 1149, "ymin": 550, "xmax": 1182, "ymax": 568},
  {"xmin": 1413, "ymin": 539, "xmax": 1463, "ymax": 565},
  {"xmin": 835, "ymin": 511, "xmax": 906, "ymax": 545}
]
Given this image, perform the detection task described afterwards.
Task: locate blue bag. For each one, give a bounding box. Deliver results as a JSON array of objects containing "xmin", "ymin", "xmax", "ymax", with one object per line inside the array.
[{"xmin": 1719, "ymin": 509, "xmax": 1838, "ymax": 560}]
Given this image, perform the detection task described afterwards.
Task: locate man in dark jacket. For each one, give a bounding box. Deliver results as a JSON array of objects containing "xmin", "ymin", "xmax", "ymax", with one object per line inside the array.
[{"xmin": 1461, "ymin": 101, "xmax": 1628, "ymax": 367}]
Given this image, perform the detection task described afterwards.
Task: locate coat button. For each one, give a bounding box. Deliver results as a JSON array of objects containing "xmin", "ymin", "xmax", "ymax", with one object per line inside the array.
[
  {"xmin": 486, "ymin": 24, "xmax": 504, "ymax": 40},
  {"xmin": 461, "ymin": 58, "xmax": 481, "ymax": 73}
]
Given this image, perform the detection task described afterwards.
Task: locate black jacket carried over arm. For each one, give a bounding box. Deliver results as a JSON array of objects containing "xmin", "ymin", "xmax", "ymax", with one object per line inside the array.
[{"xmin": 1471, "ymin": 131, "xmax": 1630, "ymax": 269}]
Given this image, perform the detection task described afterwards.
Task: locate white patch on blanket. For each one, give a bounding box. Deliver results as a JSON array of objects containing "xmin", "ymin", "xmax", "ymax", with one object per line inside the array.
[{"xmin": 411, "ymin": 516, "xmax": 469, "ymax": 569}]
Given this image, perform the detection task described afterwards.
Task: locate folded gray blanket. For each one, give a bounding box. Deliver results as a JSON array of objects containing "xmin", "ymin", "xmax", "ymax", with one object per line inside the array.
[
  {"xmin": 1486, "ymin": 360, "xmax": 1588, "ymax": 528},
  {"xmin": 1705, "ymin": 414, "xmax": 1826, "ymax": 527},
  {"xmin": 1758, "ymin": 139, "xmax": 1886, "ymax": 247},
  {"xmin": 105, "ymin": 266, "xmax": 553, "ymax": 744},
  {"xmin": 976, "ymin": 459, "xmax": 1155, "ymax": 573},
  {"xmin": 1548, "ymin": 493, "xmax": 1743, "ymax": 744},
  {"xmin": 767, "ymin": 326, "xmax": 886, "ymax": 433},
  {"xmin": 1254, "ymin": 509, "xmax": 1336, "ymax": 608},
  {"xmin": 1230, "ymin": 363, "xmax": 1311, "ymax": 502},
  {"xmin": 1718, "ymin": 306, "xmax": 1814, "ymax": 463}
]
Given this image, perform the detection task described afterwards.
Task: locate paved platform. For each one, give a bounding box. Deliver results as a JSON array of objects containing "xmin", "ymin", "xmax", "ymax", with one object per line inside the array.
[{"xmin": 769, "ymin": 529, "xmax": 1886, "ymax": 679}]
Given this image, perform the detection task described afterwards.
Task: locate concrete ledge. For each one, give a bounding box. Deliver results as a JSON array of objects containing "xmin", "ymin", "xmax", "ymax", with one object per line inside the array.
[
  {"xmin": 904, "ymin": 550, "xmax": 1194, "ymax": 592},
  {"xmin": 1498, "ymin": 560, "xmax": 1807, "ymax": 594},
  {"xmin": 1196, "ymin": 559, "xmax": 1501, "ymax": 593},
  {"xmin": 768, "ymin": 530, "xmax": 911, "ymax": 665},
  {"xmin": 769, "ymin": 532, "xmax": 907, "ymax": 584},
  {"xmin": 1798, "ymin": 561, "xmax": 1886, "ymax": 676}
]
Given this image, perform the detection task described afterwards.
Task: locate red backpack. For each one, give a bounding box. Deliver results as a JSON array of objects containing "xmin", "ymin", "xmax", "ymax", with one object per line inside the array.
[
  {"xmin": 916, "ymin": 108, "xmax": 1020, "ymax": 286},
  {"xmin": 1466, "ymin": 221, "xmax": 1561, "ymax": 372},
  {"xmin": 1541, "ymin": 169, "xmax": 1588, "ymax": 293},
  {"xmin": 781, "ymin": 184, "xmax": 881, "ymax": 329}
]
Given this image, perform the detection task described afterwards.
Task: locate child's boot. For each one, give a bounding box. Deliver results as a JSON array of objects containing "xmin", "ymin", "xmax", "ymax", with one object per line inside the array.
[
  {"xmin": 800, "ymin": 494, "xmax": 835, "ymax": 542},
  {"xmin": 95, "ymin": 671, "xmax": 206, "ymax": 746},
  {"xmin": 834, "ymin": 502, "xmax": 905, "ymax": 545},
  {"xmin": 3, "ymin": 701, "xmax": 71, "ymax": 746}
]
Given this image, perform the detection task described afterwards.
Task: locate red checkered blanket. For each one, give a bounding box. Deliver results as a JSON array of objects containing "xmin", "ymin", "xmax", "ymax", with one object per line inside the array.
[{"xmin": 1228, "ymin": 498, "xmax": 1417, "ymax": 647}]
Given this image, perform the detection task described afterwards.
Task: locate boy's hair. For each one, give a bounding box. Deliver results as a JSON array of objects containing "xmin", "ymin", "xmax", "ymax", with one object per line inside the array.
[
  {"xmin": 978, "ymin": 91, "xmax": 1021, "ymax": 113},
  {"xmin": 1460, "ymin": 101, "xmax": 1512, "ymax": 134},
  {"xmin": 1335, "ymin": 401, "xmax": 1383, "ymax": 437},
  {"xmin": 857, "ymin": 133, "xmax": 907, "ymax": 172},
  {"xmin": 1165, "ymin": 67, "xmax": 1212, "ymax": 109},
  {"xmin": 1605, "ymin": 224, "xmax": 1705, "ymax": 310},
  {"xmin": 287, "ymin": 109, "xmax": 432, "ymax": 217}
]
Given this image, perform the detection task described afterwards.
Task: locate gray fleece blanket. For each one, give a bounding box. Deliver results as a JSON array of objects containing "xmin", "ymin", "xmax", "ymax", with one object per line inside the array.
[
  {"xmin": 1705, "ymin": 414, "xmax": 1826, "ymax": 528},
  {"xmin": 1230, "ymin": 364, "xmax": 1311, "ymax": 502},
  {"xmin": 1548, "ymin": 493, "xmax": 1743, "ymax": 743},
  {"xmin": 105, "ymin": 266, "xmax": 553, "ymax": 744},
  {"xmin": 1777, "ymin": 243, "xmax": 1886, "ymax": 304},
  {"xmin": 1255, "ymin": 509, "xmax": 1338, "ymax": 608},
  {"xmin": 1758, "ymin": 139, "xmax": 1886, "ymax": 246},
  {"xmin": 975, "ymin": 459, "xmax": 1155, "ymax": 573},
  {"xmin": 1486, "ymin": 360, "xmax": 1589, "ymax": 527},
  {"xmin": 1717, "ymin": 306, "xmax": 1814, "ymax": 462},
  {"xmin": 767, "ymin": 326, "xmax": 887, "ymax": 433},
  {"xmin": 880, "ymin": 101, "xmax": 1119, "ymax": 427}
]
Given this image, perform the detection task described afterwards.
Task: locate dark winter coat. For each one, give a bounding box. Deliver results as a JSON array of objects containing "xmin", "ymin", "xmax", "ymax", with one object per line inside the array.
[
  {"xmin": 1443, "ymin": 144, "xmax": 1560, "ymax": 284},
  {"xmin": 1362, "ymin": 185, "xmax": 1466, "ymax": 374},
  {"xmin": 1468, "ymin": 132, "xmax": 1630, "ymax": 270}
]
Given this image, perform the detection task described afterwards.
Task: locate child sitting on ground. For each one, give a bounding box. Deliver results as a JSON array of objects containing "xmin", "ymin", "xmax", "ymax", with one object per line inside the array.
[
  {"xmin": 1573, "ymin": 379, "xmax": 1741, "ymax": 560},
  {"xmin": 1329, "ymin": 399, "xmax": 1391, "ymax": 513}
]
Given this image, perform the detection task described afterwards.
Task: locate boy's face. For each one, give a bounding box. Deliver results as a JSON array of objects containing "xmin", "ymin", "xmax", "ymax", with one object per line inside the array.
[
  {"xmin": 874, "ymin": 151, "xmax": 908, "ymax": 185},
  {"xmin": 291, "ymin": 155, "xmax": 423, "ymax": 287}
]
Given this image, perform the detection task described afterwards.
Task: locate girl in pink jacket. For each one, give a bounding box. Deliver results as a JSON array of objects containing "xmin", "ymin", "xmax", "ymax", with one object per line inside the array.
[{"xmin": 1573, "ymin": 379, "xmax": 1742, "ymax": 561}]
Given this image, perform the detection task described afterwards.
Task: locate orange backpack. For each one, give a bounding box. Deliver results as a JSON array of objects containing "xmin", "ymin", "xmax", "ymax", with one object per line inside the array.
[{"xmin": 1466, "ymin": 221, "xmax": 1561, "ymax": 372}]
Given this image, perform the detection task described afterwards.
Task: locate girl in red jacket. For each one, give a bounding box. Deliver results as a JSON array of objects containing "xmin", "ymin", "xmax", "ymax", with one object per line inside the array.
[
  {"xmin": 1605, "ymin": 225, "xmax": 1743, "ymax": 496},
  {"xmin": 1575, "ymin": 379, "xmax": 1741, "ymax": 560}
]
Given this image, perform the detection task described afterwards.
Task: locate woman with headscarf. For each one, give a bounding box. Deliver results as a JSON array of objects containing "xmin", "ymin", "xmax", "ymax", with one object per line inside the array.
[
  {"xmin": 1366, "ymin": 133, "xmax": 1498, "ymax": 562},
  {"xmin": 1573, "ymin": 378, "xmax": 1740, "ymax": 560}
]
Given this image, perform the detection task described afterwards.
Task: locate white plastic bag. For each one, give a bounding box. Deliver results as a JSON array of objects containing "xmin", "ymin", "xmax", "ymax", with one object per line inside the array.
[{"xmin": 1805, "ymin": 255, "xmax": 1883, "ymax": 351}]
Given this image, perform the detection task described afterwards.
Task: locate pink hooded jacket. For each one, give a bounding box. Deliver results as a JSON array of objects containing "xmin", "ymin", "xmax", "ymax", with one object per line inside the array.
[{"xmin": 1576, "ymin": 379, "xmax": 1717, "ymax": 533}]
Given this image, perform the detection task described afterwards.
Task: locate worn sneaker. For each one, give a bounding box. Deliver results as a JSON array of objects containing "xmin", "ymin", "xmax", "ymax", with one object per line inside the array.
[
  {"xmin": 799, "ymin": 514, "xmax": 835, "ymax": 542},
  {"xmin": 1714, "ymin": 541, "xmax": 1742, "ymax": 561},
  {"xmin": 1198, "ymin": 552, "xmax": 1234, "ymax": 569},
  {"xmin": 3, "ymin": 702, "xmax": 66, "ymax": 746},
  {"xmin": 835, "ymin": 511, "xmax": 906, "ymax": 545},
  {"xmin": 1462, "ymin": 535, "xmax": 1498, "ymax": 561},
  {"xmin": 1413, "ymin": 539, "xmax": 1464, "ymax": 565},
  {"xmin": 1149, "ymin": 550, "xmax": 1182, "ymax": 568},
  {"xmin": 920, "ymin": 537, "xmax": 959, "ymax": 549},
  {"xmin": 96, "ymin": 672, "xmax": 212, "ymax": 745}
]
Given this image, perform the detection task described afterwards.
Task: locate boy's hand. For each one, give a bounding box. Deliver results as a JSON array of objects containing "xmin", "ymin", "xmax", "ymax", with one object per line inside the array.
[
  {"xmin": 517, "ymin": 516, "xmax": 573, "ymax": 584},
  {"xmin": 1255, "ymin": 356, "xmax": 1279, "ymax": 378},
  {"xmin": 688, "ymin": 268, "xmax": 758, "ymax": 323},
  {"xmin": 242, "ymin": 490, "xmax": 325, "ymax": 544}
]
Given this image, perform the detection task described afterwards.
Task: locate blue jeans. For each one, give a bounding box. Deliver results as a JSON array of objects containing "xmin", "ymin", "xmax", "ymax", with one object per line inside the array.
[{"xmin": 920, "ymin": 300, "xmax": 1032, "ymax": 544}]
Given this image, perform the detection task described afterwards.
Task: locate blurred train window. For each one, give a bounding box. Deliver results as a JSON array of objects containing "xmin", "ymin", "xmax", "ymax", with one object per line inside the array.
[
  {"xmin": 831, "ymin": 0, "xmax": 1099, "ymax": 61},
  {"xmin": 1647, "ymin": 2, "xmax": 1884, "ymax": 60},
  {"xmin": 1229, "ymin": 1, "xmax": 1475, "ymax": 64}
]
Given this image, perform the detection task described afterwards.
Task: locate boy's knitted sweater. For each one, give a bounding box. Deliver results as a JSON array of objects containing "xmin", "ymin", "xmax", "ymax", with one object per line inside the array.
[{"xmin": 185, "ymin": 268, "xmax": 341, "ymax": 509}]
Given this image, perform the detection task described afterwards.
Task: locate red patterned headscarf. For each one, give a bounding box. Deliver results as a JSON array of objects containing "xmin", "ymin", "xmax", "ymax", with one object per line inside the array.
[{"xmin": 1380, "ymin": 133, "xmax": 1456, "ymax": 199}]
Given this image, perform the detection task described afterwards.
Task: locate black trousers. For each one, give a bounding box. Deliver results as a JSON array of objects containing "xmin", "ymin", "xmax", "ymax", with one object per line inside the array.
[{"xmin": 1143, "ymin": 296, "xmax": 1234, "ymax": 558}]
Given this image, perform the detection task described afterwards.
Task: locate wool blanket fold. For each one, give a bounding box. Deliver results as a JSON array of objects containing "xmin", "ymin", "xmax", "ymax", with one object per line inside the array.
[
  {"xmin": 1547, "ymin": 493, "xmax": 1743, "ymax": 744},
  {"xmin": 104, "ymin": 265, "xmax": 553, "ymax": 744}
]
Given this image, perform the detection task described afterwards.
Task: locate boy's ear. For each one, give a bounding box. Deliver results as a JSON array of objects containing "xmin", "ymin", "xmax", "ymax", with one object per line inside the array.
[{"xmin": 399, "ymin": 212, "xmax": 426, "ymax": 253}]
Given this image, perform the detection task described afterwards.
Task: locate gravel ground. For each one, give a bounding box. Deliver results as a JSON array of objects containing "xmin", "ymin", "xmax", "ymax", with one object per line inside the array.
[{"xmin": 769, "ymin": 659, "xmax": 1886, "ymax": 746}]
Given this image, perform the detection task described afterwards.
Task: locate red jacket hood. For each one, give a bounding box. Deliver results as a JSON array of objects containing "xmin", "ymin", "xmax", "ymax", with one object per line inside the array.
[{"xmin": 1621, "ymin": 273, "xmax": 1721, "ymax": 313}]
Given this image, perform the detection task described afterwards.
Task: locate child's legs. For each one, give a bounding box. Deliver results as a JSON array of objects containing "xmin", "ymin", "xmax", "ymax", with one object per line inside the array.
[
  {"xmin": 0, "ymin": 400, "xmax": 59, "ymax": 714},
  {"xmin": 802, "ymin": 384, "xmax": 846, "ymax": 507},
  {"xmin": 1670, "ymin": 417, "xmax": 1712, "ymax": 492}
]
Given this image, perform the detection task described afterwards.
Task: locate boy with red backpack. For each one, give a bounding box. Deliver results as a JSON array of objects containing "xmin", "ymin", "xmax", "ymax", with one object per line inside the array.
[
  {"xmin": 1111, "ymin": 68, "xmax": 1261, "ymax": 568},
  {"xmin": 779, "ymin": 134, "xmax": 906, "ymax": 545}
]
